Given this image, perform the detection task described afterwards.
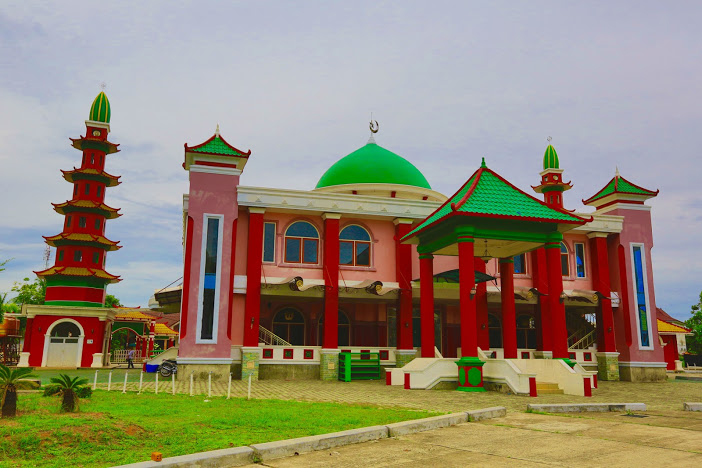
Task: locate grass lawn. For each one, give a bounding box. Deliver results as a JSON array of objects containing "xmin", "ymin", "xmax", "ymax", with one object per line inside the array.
[{"xmin": 0, "ymin": 390, "xmax": 441, "ymax": 467}]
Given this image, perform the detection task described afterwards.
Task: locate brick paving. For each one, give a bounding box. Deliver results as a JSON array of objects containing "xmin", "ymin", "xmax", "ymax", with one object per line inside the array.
[{"xmin": 92, "ymin": 375, "xmax": 702, "ymax": 414}]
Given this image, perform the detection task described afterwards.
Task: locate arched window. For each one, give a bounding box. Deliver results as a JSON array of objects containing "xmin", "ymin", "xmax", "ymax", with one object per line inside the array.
[
  {"xmin": 339, "ymin": 225, "xmax": 371, "ymax": 266},
  {"xmin": 318, "ymin": 310, "xmax": 351, "ymax": 347},
  {"xmin": 560, "ymin": 242, "xmax": 570, "ymax": 277},
  {"xmin": 272, "ymin": 308, "xmax": 306, "ymax": 345},
  {"xmin": 516, "ymin": 314, "xmax": 537, "ymax": 349},
  {"xmin": 51, "ymin": 321, "xmax": 81, "ymax": 338},
  {"xmin": 488, "ymin": 314, "xmax": 502, "ymax": 349},
  {"xmin": 284, "ymin": 221, "xmax": 319, "ymax": 264}
]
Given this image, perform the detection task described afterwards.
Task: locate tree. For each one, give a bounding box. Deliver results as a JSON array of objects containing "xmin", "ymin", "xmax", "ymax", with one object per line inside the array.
[
  {"xmin": 105, "ymin": 294, "xmax": 121, "ymax": 308},
  {"xmin": 44, "ymin": 374, "xmax": 90, "ymax": 412},
  {"xmin": 10, "ymin": 277, "xmax": 46, "ymax": 306},
  {"xmin": 0, "ymin": 364, "xmax": 36, "ymax": 418},
  {"xmin": 686, "ymin": 291, "xmax": 702, "ymax": 354},
  {"xmin": 0, "ymin": 258, "xmax": 10, "ymax": 274}
]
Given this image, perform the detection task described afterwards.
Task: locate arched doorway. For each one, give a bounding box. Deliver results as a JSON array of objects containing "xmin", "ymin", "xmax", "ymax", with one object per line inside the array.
[
  {"xmin": 318, "ymin": 310, "xmax": 351, "ymax": 347},
  {"xmin": 44, "ymin": 320, "xmax": 83, "ymax": 367},
  {"xmin": 516, "ymin": 314, "xmax": 537, "ymax": 349},
  {"xmin": 488, "ymin": 314, "xmax": 502, "ymax": 349},
  {"xmin": 272, "ymin": 308, "xmax": 306, "ymax": 345}
]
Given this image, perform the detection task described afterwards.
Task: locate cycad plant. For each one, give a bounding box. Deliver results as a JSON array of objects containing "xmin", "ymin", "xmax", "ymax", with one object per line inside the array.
[
  {"xmin": 0, "ymin": 364, "xmax": 36, "ymax": 418},
  {"xmin": 47, "ymin": 374, "xmax": 90, "ymax": 412}
]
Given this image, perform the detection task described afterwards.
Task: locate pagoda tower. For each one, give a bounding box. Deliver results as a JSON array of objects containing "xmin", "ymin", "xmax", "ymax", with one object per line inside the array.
[
  {"xmin": 531, "ymin": 143, "xmax": 573, "ymax": 209},
  {"xmin": 35, "ymin": 91, "xmax": 122, "ymax": 307}
]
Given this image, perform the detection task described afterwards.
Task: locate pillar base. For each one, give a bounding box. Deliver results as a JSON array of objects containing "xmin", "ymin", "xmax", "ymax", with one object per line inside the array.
[
  {"xmin": 533, "ymin": 351, "xmax": 553, "ymax": 359},
  {"xmin": 241, "ymin": 347, "xmax": 261, "ymax": 381},
  {"xmin": 596, "ymin": 352, "xmax": 620, "ymax": 381},
  {"xmin": 394, "ymin": 349, "xmax": 417, "ymax": 368},
  {"xmin": 17, "ymin": 352, "xmax": 30, "ymax": 368},
  {"xmin": 91, "ymin": 353, "xmax": 104, "ymax": 368},
  {"xmin": 455, "ymin": 356, "xmax": 486, "ymax": 392},
  {"xmin": 320, "ymin": 349, "xmax": 341, "ymax": 381}
]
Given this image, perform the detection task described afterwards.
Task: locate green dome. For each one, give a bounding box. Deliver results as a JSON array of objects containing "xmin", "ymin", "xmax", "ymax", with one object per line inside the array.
[
  {"xmin": 89, "ymin": 92, "xmax": 111, "ymax": 123},
  {"xmin": 316, "ymin": 139, "xmax": 431, "ymax": 189},
  {"xmin": 543, "ymin": 144, "xmax": 559, "ymax": 170}
]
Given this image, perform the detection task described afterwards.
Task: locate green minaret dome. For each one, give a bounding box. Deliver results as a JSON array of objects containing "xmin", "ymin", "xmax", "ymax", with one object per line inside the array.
[
  {"xmin": 89, "ymin": 91, "xmax": 111, "ymax": 124},
  {"xmin": 316, "ymin": 138, "xmax": 431, "ymax": 189},
  {"xmin": 543, "ymin": 144, "xmax": 559, "ymax": 170}
]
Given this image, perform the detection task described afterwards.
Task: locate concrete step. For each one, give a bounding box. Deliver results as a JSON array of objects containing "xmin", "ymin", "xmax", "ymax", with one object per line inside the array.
[{"xmin": 536, "ymin": 382, "xmax": 564, "ymax": 394}]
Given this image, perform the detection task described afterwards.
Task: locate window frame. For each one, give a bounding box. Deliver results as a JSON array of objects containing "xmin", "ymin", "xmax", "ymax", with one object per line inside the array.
[
  {"xmin": 283, "ymin": 221, "xmax": 319, "ymax": 265},
  {"xmin": 262, "ymin": 221, "xmax": 277, "ymax": 264},
  {"xmin": 339, "ymin": 224, "xmax": 372, "ymax": 267},
  {"xmin": 574, "ymin": 242, "xmax": 586, "ymax": 278},
  {"xmin": 630, "ymin": 243, "xmax": 653, "ymax": 350},
  {"xmin": 560, "ymin": 242, "xmax": 570, "ymax": 277},
  {"xmin": 513, "ymin": 253, "xmax": 527, "ymax": 275},
  {"xmin": 196, "ymin": 213, "xmax": 224, "ymax": 344}
]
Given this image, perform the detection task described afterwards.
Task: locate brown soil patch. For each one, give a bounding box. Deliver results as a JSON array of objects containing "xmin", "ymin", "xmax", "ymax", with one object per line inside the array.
[{"xmin": 125, "ymin": 424, "xmax": 145, "ymax": 436}]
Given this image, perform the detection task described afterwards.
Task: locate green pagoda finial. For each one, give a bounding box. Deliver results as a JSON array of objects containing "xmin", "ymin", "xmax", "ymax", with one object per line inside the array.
[
  {"xmin": 89, "ymin": 91, "xmax": 111, "ymax": 124},
  {"xmin": 481, "ymin": 157, "xmax": 487, "ymax": 168},
  {"xmin": 543, "ymin": 138, "xmax": 559, "ymax": 170}
]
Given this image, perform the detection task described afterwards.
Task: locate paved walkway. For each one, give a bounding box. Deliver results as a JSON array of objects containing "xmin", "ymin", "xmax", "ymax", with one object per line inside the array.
[
  {"xmin": 243, "ymin": 411, "xmax": 702, "ymax": 467},
  {"xmin": 90, "ymin": 376, "xmax": 702, "ymax": 414}
]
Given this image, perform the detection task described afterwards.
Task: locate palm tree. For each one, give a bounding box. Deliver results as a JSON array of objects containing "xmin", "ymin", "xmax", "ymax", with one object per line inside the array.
[
  {"xmin": 47, "ymin": 374, "xmax": 89, "ymax": 412},
  {"xmin": 0, "ymin": 364, "xmax": 36, "ymax": 418}
]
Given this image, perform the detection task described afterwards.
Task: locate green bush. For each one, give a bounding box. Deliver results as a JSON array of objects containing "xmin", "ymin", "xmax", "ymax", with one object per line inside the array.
[{"xmin": 43, "ymin": 384, "xmax": 92, "ymax": 399}]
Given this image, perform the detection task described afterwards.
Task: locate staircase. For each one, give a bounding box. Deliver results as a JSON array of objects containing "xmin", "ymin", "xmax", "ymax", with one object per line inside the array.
[
  {"xmin": 258, "ymin": 326, "xmax": 292, "ymax": 346},
  {"xmin": 536, "ymin": 382, "xmax": 564, "ymax": 395},
  {"xmin": 567, "ymin": 311, "xmax": 597, "ymax": 349}
]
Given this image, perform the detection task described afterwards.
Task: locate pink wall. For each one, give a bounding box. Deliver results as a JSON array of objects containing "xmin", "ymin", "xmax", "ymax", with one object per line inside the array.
[{"xmin": 178, "ymin": 170, "xmax": 239, "ymax": 360}]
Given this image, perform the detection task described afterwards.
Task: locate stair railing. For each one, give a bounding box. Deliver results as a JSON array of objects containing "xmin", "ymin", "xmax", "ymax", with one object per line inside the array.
[{"xmin": 259, "ymin": 325, "xmax": 292, "ymax": 346}]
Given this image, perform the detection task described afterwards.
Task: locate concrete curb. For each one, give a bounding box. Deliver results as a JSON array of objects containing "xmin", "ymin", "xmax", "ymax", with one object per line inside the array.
[
  {"xmin": 114, "ymin": 406, "xmax": 508, "ymax": 467},
  {"xmin": 683, "ymin": 402, "xmax": 702, "ymax": 411},
  {"xmin": 527, "ymin": 403, "xmax": 647, "ymax": 413},
  {"xmin": 467, "ymin": 406, "xmax": 508, "ymax": 421},
  {"xmin": 386, "ymin": 412, "xmax": 468, "ymax": 437},
  {"xmin": 250, "ymin": 425, "xmax": 389, "ymax": 461}
]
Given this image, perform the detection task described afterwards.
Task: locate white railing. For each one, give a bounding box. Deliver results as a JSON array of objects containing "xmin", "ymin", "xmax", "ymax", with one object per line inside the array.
[
  {"xmin": 111, "ymin": 350, "xmax": 141, "ymax": 363},
  {"xmin": 570, "ymin": 329, "xmax": 597, "ymax": 349},
  {"xmin": 259, "ymin": 326, "xmax": 292, "ymax": 346}
]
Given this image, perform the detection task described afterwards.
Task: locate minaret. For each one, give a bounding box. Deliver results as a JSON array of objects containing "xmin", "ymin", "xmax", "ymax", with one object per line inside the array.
[
  {"xmin": 531, "ymin": 142, "xmax": 573, "ymax": 209},
  {"xmin": 35, "ymin": 91, "xmax": 122, "ymax": 307}
]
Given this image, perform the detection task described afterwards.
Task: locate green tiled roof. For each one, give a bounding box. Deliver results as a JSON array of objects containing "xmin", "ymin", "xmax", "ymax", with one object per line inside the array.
[
  {"xmin": 406, "ymin": 160, "xmax": 585, "ymax": 239},
  {"xmin": 583, "ymin": 174, "xmax": 658, "ymax": 204},
  {"xmin": 187, "ymin": 134, "xmax": 249, "ymax": 157}
]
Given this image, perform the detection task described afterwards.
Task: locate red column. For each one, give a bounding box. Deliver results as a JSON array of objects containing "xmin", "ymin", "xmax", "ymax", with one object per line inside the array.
[
  {"xmin": 395, "ymin": 221, "xmax": 413, "ymax": 350},
  {"xmin": 500, "ymin": 258, "xmax": 517, "ymax": 358},
  {"xmin": 323, "ymin": 214, "xmax": 340, "ymax": 349},
  {"xmin": 141, "ymin": 334, "xmax": 147, "ymax": 359},
  {"xmin": 179, "ymin": 216, "xmax": 194, "ymax": 339},
  {"xmin": 546, "ymin": 242, "xmax": 569, "ymax": 359},
  {"xmin": 148, "ymin": 321, "xmax": 155, "ymax": 357},
  {"xmin": 459, "ymin": 238, "xmax": 477, "ymax": 358},
  {"xmin": 22, "ymin": 318, "xmax": 33, "ymax": 352},
  {"xmin": 590, "ymin": 235, "xmax": 617, "ymax": 352},
  {"xmin": 474, "ymin": 257, "xmax": 489, "ymax": 350},
  {"xmin": 419, "ymin": 253, "xmax": 435, "ymax": 357},
  {"xmin": 244, "ymin": 209, "xmax": 264, "ymax": 347},
  {"xmin": 531, "ymin": 248, "xmax": 552, "ymax": 352}
]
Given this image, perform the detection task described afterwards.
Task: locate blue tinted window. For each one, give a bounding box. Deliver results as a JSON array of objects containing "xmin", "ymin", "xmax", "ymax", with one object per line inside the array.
[
  {"xmin": 339, "ymin": 242, "xmax": 353, "ymax": 265},
  {"xmin": 513, "ymin": 253, "xmax": 526, "ymax": 274},
  {"xmin": 285, "ymin": 238, "xmax": 301, "ymax": 263},
  {"xmin": 303, "ymin": 239, "xmax": 318, "ymax": 263},
  {"xmin": 632, "ymin": 246, "xmax": 650, "ymax": 347},
  {"xmin": 286, "ymin": 221, "xmax": 318, "ymax": 238},
  {"xmin": 356, "ymin": 242, "xmax": 370, "ymax": 266},
  {"xmin": 201, "ymin": 217, "xmax": 220, "ymax": 340},
  {"xmin": 340, "ymin": 225, "xmax": 371, "ymax": 241},
  {"xmin": 575, "ymin": 243, "xmax": 585, "ymax": 278},
  {"xmin": 560, "ymin": 242, "xmax": 569, "ymax": 276},
  {"xmin": 263, "ymin": 222, "xmax": 275, "ymax": 262}
]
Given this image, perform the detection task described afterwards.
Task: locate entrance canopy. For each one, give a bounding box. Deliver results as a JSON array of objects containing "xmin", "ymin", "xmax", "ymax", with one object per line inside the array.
[{"xmin": 402, "ymin": 159, "xmax": 589, "ymax": 255}]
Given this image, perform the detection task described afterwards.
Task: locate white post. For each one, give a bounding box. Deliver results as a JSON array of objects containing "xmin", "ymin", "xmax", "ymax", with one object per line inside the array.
[
  {"xmin": 227, "ymin": 373, "xmax": 232, "ymax": 400},
  {"xmin": 155, "ymin": 372, "xmax": 159, "ymax": 394},
  {"xmin": 247, "ymin": 375, "xmax": 251, "ymax": 400},
  {"xmin": 172, "ymin": 373, "xmax": 176, "ymax": 395},
  {"xmin": 189, "ymin": 372, "xmax": 194, "ymax": 396},
  {"xmin": 138, "ymin": 371, "xmax": 143, "ymax": 394},
  {"xmin": 107, "ymin": 371, "xmax": 112, "ymax": 391},
  {"xmin": 208, "ymin": 371, "xmax": 212, "ymax": 398},
  {"xmin": 122, "ymin": 371, "xmax": 128, "ymax": 393},
  {"xmin": 93, "ymin": 370, "xmax": 98, "ymax": 390}
]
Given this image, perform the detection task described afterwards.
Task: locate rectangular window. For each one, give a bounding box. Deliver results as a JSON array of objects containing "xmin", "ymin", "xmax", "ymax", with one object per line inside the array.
[
  {"xmin": 92, "ymin": 252, "xmax": 99, "ymax": 264},
  {"xmin": 58, "ymin": 250, "xmax": 64, "ymax": 261},
  {"xmin": 95, "ymin": 219, "xmax": 101, "ymax": 230},
  {"xmin": 66, "ymin": 216, "xmax": 72, "ymax": 228},
  {"xmin": 97, "ymin": 186, "xmax": 103, "ymax": 198},
  {"xmin": 73, "ymin": 185, "xmax": 78, "ymax": 196},
  {"xmin": 200, "ymin": 216, "xmax": 221, "ymax": 341},
  {"xmin": 262, "ymin": 222, "xmax": 276, "ymax": 263},
  {"xmin": 632, "ymin": 245, "xmax": 651, "ymax": 348},
  {"xmin": 79, "ymin": 217, "xmax": 87, "ymax": 228},
  {"xmin": 513, "ymin": 253, "xmax": 527, "ymax": 274},
  {"xmin": 355, "ymin": 242, "xmax": 370, "ymax": 266},
  {"xmin": 74, "ymin": 250, "xmax": 82, "ymax": 262},
  {"xmin": 575, "ymin": 243, "xmax": 586, "ymax": 278},
  {"xmin": 339, "ymin": 241, "xmax": 353, "ymax": 265},
  {"xmin": 84, "ymin": 183, "xmax": 90, "ymax": 195},
  {"xmin": 285, "ymin": 238, "xmax": 301, "ymax": 263},
  {"xmin": 91, "ymin": 155, "xmax": 94, "ymax": 164},
  {"xmin": 302, "ymin": 239, "xmax": 318, "ymax": 263}
]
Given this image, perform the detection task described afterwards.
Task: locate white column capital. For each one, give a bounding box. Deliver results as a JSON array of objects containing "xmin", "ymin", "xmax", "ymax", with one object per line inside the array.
[
  {"xmin": 322, "ymin": 213, "xmax": 342, "ymax": 220},
  {"xmin": 248, "ymin": 207, "xmax": 266, "ymax": 214}
]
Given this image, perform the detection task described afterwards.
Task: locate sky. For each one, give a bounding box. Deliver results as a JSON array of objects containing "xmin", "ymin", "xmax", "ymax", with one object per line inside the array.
[{"xmin": 0, "ymin": 1, "xmax": 700, "ymax": 320}]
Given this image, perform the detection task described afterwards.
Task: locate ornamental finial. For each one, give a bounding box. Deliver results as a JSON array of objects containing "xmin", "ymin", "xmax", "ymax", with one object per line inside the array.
[
  {"xmin": 481, "ymin": 157, "xmax": 487, "ymax": 168},
  {"xmin": 615, "ymin": 166, "xmax": 620, "ymax": 177},
  {"xmin": 215, "ymin": 123, "xmax": 220, "ymax": 137},
  {"xmin": 369, "ymin": 112, "xmax": 379, "ymax": 134},
  {"xmin": 547, "ymin": 136, "xmax": 552, "ymax": 144},
  {"xmin": 100, "ymin": 82, "xmax": 107, "ymax": 91}
]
